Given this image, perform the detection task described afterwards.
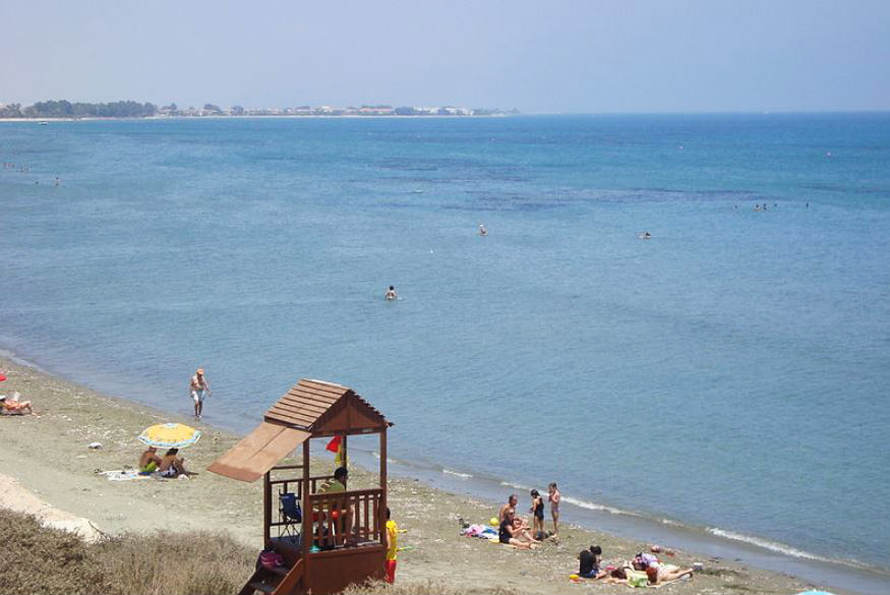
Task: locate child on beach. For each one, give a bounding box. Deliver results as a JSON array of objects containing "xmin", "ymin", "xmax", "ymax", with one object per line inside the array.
[
  {"xmin": 548, "ymin": 482, "xmax": 560, "ymax": 537},
  {"xmin": 385, "ymin": 507, "xmax": 398, "ymax": 583},
  {"xmin": 530, "ymin": 489, "xmax": 545, "ymax": 540}
]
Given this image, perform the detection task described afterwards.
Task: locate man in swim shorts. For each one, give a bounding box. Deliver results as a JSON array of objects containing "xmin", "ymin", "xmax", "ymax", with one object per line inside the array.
[{"xmin": 189, "ymin": 367, "xmax": 210, "ymax": 419}]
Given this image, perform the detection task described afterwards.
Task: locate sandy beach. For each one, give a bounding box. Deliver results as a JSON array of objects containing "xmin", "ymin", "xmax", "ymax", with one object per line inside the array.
[{"xmin": 0, "ymin": 356, "xmax": 830, "ymax": 594}]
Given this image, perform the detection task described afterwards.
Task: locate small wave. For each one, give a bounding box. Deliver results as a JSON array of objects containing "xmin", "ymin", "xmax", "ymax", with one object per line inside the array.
[
  {"xmin": 370, "ymin": 451, "xmax": 397, "ymax": 464},
  {"xmin": 561, "ymin": 495, "xmax": 633, "ymax": 517},
  {"xmin": 706, "ymin": 527, "xmax": 830, "ymax": 563},
  {"xmin": 499, "ymin": 480, "xmax": 532, "ymax": 491},
  {"xmin": 442, "ymin": 469, "xmax": 472, "ymax": 479}
]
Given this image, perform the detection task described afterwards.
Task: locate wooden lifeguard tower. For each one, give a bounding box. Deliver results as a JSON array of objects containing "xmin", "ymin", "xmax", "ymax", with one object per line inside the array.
[{"xmin": 208, "ymin": 379, "xmax": 393, "ymax": 595}]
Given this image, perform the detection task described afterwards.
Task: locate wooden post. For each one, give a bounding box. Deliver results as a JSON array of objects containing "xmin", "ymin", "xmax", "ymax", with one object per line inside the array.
[
  {"xmin": 302, "ymin": 439, "xmax": 311, "ymax": 562},
  {"xmin": 263, "ymin": 471, "xmax": 272, "ymax": 545},
  {"xmin": 379, "ymin": 429, "xmax": 387, "ymax": 543}
]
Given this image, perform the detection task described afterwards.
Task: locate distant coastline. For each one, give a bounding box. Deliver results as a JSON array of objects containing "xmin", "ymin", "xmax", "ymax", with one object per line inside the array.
[{"xmin": 0, "ymin": 99, "xmax": 517, "ymax": 120}]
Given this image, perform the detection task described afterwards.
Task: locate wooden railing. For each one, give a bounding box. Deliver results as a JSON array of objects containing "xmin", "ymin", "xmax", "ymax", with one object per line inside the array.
[
  {"xmin": 307, "ymin": 488, "xmax": 384, "ymax": 550},
  {"xmin": 267, "ymin": 474, "xmax": 336, "ymax": 538}
]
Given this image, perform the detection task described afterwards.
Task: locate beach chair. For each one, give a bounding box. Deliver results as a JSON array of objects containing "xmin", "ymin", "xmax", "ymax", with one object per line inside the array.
[{"xmin": 278, "ymin": 492, "xmax": 302, "ymax": 539}]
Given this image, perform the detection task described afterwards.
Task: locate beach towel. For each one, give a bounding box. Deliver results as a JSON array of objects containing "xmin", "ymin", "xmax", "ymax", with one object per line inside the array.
[{"xmin": 98, "ymin": 469, "xmax": 151, "ymax": 481}]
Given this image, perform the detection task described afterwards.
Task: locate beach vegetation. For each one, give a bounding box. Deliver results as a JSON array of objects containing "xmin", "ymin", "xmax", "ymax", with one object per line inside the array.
[
  {"xmin": 20, "ymin": 99, "xmax": 157, "ymax": 118},
  {"xmin": 0, "ymin": 509, "xmax": 253, "ymax": 595}
]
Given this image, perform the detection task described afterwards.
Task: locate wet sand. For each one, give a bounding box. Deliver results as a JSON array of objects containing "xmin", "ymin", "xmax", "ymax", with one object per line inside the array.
[{"xmin": 0, "ymin": 356, "xmax": 830, "ymax": 594}]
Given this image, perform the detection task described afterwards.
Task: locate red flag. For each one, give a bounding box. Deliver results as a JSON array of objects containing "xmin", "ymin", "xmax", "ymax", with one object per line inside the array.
[
  {"xmin": 326, "ymin": 435, "xmax": 341, "ymax": 453},
  {"xmin": 0, "ymin": 374, "xmax": 6, "ymax": 382}
]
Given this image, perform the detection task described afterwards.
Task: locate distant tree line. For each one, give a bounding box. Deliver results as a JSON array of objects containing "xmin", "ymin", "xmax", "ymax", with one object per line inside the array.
[{"xmin": 0, "ymin": 100, "xmax": 157, "ymax": 118}]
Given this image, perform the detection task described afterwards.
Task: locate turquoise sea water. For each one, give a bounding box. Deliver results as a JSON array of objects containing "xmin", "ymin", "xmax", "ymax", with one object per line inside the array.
[{"xmin": 2, "ymin": 114, "xmax": 889, "ymax": 593}]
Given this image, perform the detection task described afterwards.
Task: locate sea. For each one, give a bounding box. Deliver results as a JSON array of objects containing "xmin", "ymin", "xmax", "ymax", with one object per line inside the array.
[{"xmin": 2, "ymin": 113, "xmax": 889, "ymax": 594}]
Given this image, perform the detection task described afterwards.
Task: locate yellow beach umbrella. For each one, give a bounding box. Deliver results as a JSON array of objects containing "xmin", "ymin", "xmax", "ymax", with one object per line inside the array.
[{"xmin": 138, "ymin": 423, "xmax": 201, "ymax": 449}]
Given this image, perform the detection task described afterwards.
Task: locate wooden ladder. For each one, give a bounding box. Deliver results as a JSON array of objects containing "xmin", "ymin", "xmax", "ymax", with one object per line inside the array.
[{"xmin": 239, "ymin": 559, "xmax": 304, "ymax": 595}]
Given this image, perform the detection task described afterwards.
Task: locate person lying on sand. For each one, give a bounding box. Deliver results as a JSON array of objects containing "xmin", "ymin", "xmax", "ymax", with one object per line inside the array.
[
  {"xmin": 158, "ymin": 448, "xmax": 191, "ymax": 478},
  {"xmin": 499, "ymin": 509, "xmax": 538, "ymax": 550},
  {"xmin": 0, "ymin": 393, "xmax": 33, "ymax": 415},
  {"xmin": 646, "ymin": 563, "xmax": 694, "ymax": 585},
  {"xmin": 603, "ymin": 565, "xmax": 650, "ymax": 587},
  {"xmin": 138, "ymin": 446, "xmax": 163, "ymax": 474}
]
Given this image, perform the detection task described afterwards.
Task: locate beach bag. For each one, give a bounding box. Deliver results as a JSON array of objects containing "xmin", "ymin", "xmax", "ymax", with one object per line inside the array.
[{"xmin": 259, "ymin": 550, "xmax": 284, "ymax": 570}]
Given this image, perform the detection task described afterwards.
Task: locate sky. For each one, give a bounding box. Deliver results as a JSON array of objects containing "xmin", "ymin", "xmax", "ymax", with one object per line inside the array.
[{"xmin": 1, "ymin": 0, "xmax": 889, "ymax": 113}]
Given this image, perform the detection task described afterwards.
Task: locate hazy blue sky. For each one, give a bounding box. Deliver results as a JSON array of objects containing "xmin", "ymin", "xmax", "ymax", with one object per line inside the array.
[{"xmin": 2, "ymin": 0, "xmax": 888, "ymax": 113}]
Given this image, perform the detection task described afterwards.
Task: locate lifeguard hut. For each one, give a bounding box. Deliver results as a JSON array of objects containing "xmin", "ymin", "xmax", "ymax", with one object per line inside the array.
[{"xmin": 208, "ymin": 379, "xmax": 393, "ymax": 595}]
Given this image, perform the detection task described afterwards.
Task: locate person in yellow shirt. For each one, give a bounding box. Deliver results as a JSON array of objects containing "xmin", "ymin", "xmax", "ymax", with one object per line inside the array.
[
  {"xmin": 316, "ymin": 467, "xmax": 351, "ymax": 547},
  {"xmin": 385, "ymin": 507, "xmax": 398, "ymax": 583}
]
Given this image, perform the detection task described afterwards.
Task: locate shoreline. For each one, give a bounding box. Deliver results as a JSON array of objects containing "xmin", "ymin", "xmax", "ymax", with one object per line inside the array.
[
  {"xmin": 0, "ymin": 114, "xmax": 508, "ymax": 123},
  {"xmin": 0, "ymin": 354, "xmax": 860, "ymax": 594}
]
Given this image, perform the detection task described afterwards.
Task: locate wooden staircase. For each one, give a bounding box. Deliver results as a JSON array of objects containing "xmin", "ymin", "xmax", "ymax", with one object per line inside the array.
[{"xmin": 239, "ymin": 558, "xmax": 304, "ymax": 595}]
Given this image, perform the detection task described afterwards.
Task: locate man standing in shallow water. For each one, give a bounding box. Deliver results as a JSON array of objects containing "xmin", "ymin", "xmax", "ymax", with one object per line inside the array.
[{"xmin": 189, "ymin": 368, "xmax": 210, "ymax": 419}]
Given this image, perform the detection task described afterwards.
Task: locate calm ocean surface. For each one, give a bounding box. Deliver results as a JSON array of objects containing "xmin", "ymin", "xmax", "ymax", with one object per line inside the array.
[{"xmin": 2, "ymin": 114, "xmax": 889, "ymax": 592}]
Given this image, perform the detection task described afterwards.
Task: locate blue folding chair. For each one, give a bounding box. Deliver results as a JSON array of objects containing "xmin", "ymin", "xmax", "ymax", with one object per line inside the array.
[{"xmin": 279, "ymin": 492, "xmax": 302, "ymax": 539}]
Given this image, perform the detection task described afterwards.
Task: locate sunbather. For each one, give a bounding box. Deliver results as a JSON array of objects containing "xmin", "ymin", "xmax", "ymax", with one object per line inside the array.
[
  {"xmin": 158, "ymin": 448, "xmax": 190, "ymax": 478},
  {"xmin": 0, "ymin": 394, "xmax": 33, "ymax": 415},
  {"xmin": 498, "ymin": 509, "xmax": 537, "ymax": 550},
  {"xmin": 138, "ymin": 446, "xmax": 163, "ymax": 473},
  {"xmin": 646, "ymin": 564, "xmax": 694, "ymax": 585},
  {"xmin": 604, "ymin": 565, "xmax": 649, "ymax": 588}
]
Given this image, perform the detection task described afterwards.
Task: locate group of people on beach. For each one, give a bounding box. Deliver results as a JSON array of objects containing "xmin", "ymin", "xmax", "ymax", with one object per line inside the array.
[
  {"xmin": 575, "ymin": 545, "xmax": 695, "ymax": 586},
  {"xmin": 496, "ymin": 484, "xmax": 561, "ymax": 549},
  {"xmin": 490, "ymin": 483, "xmax": 695, "ymax": 586},
  {"xmin": 138, "ymin": 445, "xmax": 192, "ymax": 478}
]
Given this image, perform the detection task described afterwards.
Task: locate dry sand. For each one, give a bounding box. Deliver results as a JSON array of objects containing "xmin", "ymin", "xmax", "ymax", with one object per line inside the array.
[{"xmin": 0, "ymin": 356, "xmax": 826, "ymax": 594}]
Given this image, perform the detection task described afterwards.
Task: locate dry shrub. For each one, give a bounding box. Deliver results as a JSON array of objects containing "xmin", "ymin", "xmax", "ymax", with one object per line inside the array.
[
  {"xmin": 95, "ymin": 529, "xmax": 255, "ymax": 595},
  {"xmin": 0, "ymin": 509, "xmax": 254, "ymax": 595},
  {"xmin": 0, "ymin": 509, "xmax": 108, "ymax": 595}
]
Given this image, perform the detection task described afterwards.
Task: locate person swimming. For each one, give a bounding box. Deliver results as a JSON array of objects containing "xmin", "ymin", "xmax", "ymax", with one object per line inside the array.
[
  {"xmin": 479, "ymin": 223, "xmax": 487, "ymax": 236},
  {"xmin": 385, "ymin": 285, "xmax": 398, "ymax": 301},
  {"xmin": 638, "ymin": 231, "xmax": 652, "ymax": 239}
]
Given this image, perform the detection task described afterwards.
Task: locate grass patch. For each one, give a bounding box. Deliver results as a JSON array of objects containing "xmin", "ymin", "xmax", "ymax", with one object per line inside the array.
[{"xmin": 0, "ymin": 509, "xmax": 254, "ymax": 595}]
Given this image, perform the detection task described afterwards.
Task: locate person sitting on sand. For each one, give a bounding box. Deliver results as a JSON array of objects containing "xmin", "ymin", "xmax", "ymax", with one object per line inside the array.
[
  {"xmin": 498, "ymin": 494, "xmax": 536, "ymax": 541},
  {"xmin": 138, "ymin": 446, "xmax": 163, "ymax": 474},
  {"xmin": 579, "ymin": 545, "xmax": 606, "ymax": 579},
  {"xmin": 498, "ymin": 494, "xmax": 518, "ymax": 524},
  {"xmin": 385, "ymin": 285, "xmax": 398, "ymax": 301},
  {"xmin": 498, "ymin": 509, "xmax": 537, "ymax": 550},
  {"xmin": 158, "ymin": 448, "xmax": 190, "ymax": 478},
  {"xmin": 646, "ymin": 563, "xmax": 694, "ymax": 585}
]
